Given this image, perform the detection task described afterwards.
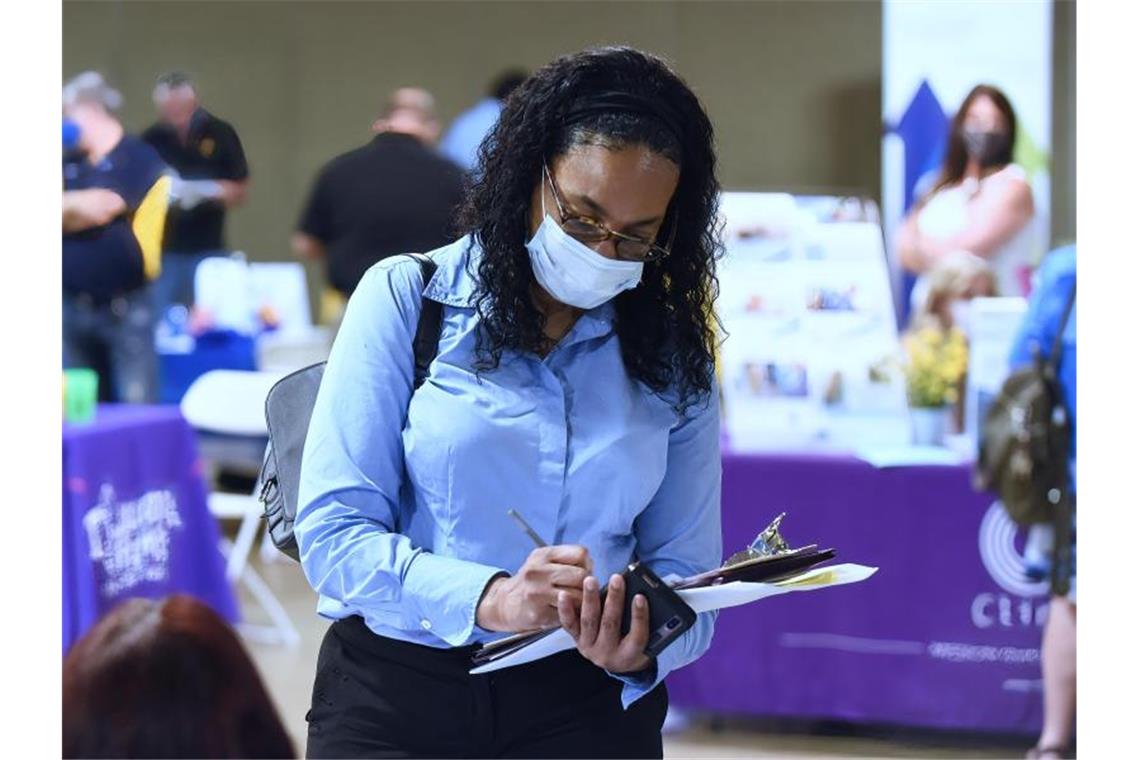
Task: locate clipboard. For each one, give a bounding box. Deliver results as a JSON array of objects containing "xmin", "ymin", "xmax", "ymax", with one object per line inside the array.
[
  {"xmin": 472, "ymin": 513, "xmax": 853, "ymax": 671},
  {"xmin": 470, "ymin": 562, "xmax": 879, "ymax": 674},
  {"xmin": 671, "ymin": 545, "xmax": 836, "ymax": 590},
  {"xmin": 472, "ymin": 627, "xmax": 559, "ymax": 667},
  {"xmin": 472, "ymin": 545, "xmax": 836, "ymax": 667}
]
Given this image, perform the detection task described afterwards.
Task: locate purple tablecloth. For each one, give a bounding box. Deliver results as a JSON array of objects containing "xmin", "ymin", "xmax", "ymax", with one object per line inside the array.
[
  {"xmin": 63, "ymin": 405, "xmax": 239, "ymax": 653},
  {"xmin": 666, "ymin": 450, "xmax": 1048, "ymax": 734}
]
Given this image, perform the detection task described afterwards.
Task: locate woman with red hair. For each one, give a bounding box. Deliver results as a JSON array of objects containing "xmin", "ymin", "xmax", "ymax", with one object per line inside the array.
[{"xmin": 63, "ymin": 595, "xmax": 294, "ymax": 759}]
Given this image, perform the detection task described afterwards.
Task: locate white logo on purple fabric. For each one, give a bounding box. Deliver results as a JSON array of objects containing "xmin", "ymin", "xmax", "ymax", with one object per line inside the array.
[
  {"xmin": 81, "ymin": 484, "xmax": 183, "ymax": 597},
  {"xmin": 978, "ymin": 501, "xmax": 1049, "ymax": 598}
]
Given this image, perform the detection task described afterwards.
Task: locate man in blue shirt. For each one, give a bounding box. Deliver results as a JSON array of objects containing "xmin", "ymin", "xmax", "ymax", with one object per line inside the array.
[
  {"xmin": 63, "ymin": 72, "xmax": 170, "ymax": 403},
  {"xmin": 439, "ymin": 69, "xmax": 527, "ymax": 173},
  {"xmin": 1009, "ymin": 245, "xmax": 1076, "ymax": 469},
  {"xmin": 1008, "ymin": 244, "xmax": 1076, "ymax": 760}
]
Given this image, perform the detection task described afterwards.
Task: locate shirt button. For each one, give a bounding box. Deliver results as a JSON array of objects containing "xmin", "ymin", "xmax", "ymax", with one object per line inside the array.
[{"xmin": 420, "ymin": 619, "xmax": 432, "ymax": 630}]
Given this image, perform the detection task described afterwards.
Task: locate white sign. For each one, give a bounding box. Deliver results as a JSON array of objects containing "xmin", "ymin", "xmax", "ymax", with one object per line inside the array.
[{"xmin": 717, "ymin": 193, "xmax": 909, "ymax": 451}]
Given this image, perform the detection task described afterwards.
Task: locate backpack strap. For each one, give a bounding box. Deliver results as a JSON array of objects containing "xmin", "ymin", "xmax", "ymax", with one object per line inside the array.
[
  {"xmin": 407, "ymin": 253, "xmax": 442, "ymax": 389},
  {"xmin": 1047, "ymin": 280, "xmax": 1076, "ymax": 598},
  {"xmin": 1049, "ymin": 282, "xmax": 1076, "ymax": 371}
]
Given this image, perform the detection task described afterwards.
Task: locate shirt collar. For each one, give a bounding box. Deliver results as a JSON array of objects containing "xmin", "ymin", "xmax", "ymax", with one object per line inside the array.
[
  {"xmin": 564, "ymin": 300, "xmax": 616, "ymax": 347},
  {"xmin": 371, "ymin": 132, "xmax": 425, "ymax": 150},
  {"xmin": 422, "ymin": 235, "xmax": 617, "ymax": 342},
  {"xmin": 422, "ymin": 235, "xmax": 481, "ymax": 307}
]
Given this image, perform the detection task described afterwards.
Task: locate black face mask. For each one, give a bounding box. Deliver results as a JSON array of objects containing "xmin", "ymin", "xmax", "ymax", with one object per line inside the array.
[{"xmin": 961, "ymin": 128, "xmax": 1010, "ymax": 168}]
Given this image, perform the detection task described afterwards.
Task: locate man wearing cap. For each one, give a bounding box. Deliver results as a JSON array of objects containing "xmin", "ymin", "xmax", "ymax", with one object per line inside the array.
[
  {"xmin": 143, "ymin": 72, "xmax": 250, "ymax": 311},
  {"xmin": 63, "ymin": 71, "xmax": 171, "ymax": 403}
]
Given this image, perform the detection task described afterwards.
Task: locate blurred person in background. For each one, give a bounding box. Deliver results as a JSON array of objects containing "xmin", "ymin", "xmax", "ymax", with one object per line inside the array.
[
  {"xmin": 63, "ymin": 71, "xmax": 170, "ymax": 404},
  {"xmin": 440, "ymin": 68, "xmax": 528, "ymax": 173},
  {"xmin": 293, "ymin": 86, "xmax": 465, "ymax": 323},
  {"xmin": 910, "ymin": 249, "xmax": 998, "ymax": 334},
  {"xmin": 1009, "ymin": 245, "xmax": 1076, "ymax": 760},
  {"xmin": 143, "ymin": 71, "xmax": 250, "ymax": 311},
  {"xmin": 908, "ymin": 250, "xmax": 998, "ymax": 432},
  {"xmin": 295, "ymin": 47, "xmax": 722, "ymax": 758},
  {"xmin": 896, "ymin": 84, "xmax": 1035, "ymax": 311},
  {"xmin": 63, "ymin": 595, "xmax": 294, "ymax": 758}
]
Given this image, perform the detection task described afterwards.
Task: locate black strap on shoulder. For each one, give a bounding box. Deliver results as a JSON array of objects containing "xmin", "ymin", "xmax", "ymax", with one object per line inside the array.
[
  {"xmin": 1049, "ymin": 281, "xmax": 1077, "ymax": 370},
  {"xmin": 407, "ymin": 253, "xmax": 443, "ymax": 389}
]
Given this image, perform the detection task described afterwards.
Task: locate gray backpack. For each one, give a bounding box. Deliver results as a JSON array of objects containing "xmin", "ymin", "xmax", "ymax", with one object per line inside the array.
[{"xmin": 256, "ymin": 254, "xmax": 442, "ymax": 561}]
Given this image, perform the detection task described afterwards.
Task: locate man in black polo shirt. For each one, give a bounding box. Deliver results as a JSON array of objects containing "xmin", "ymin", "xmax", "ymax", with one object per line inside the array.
[
  {"xmin": 292, "ymin": 87, "xmax": 465, "ymax": 311},
  {"xmin": 143, "ymin": 72, "xmax": 249, "ymax": 311},
  {"xmin": 63, "ymin": 72, "xmax": 171, "ymax": 403}
]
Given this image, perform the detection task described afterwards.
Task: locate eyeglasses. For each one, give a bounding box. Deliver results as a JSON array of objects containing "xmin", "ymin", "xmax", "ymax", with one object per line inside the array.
[{"xmin": 543, "ymin": 163, "xmax": 674, "ymax": 262}]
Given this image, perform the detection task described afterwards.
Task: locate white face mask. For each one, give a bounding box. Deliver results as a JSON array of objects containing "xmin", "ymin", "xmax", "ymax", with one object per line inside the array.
[{"xmin": 525, "ymin": 214, "xmax": 644, "ymax": 310}]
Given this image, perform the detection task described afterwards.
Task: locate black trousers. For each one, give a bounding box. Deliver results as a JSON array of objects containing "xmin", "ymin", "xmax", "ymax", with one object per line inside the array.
[{"xmin": 305, "ymin": 617, "xmax": 668, "ymax": 759}]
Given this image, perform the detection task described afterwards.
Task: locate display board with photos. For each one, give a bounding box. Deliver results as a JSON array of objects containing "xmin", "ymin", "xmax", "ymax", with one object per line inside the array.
[{"xmin": 716, "ymin": 192, "xmax": 910, "ymax": 451}]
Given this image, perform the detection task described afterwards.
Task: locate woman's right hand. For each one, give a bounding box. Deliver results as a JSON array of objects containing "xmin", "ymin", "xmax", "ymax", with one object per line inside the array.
[{"xmin": 476, "ymin": 545, "xmax": 594, "ymax": 632}]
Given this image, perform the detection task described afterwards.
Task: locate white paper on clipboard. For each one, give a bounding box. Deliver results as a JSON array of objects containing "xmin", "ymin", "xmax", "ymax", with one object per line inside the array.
[{"xmin": 468, "ymin": 563, "xmax": 878, "ymax": 674}]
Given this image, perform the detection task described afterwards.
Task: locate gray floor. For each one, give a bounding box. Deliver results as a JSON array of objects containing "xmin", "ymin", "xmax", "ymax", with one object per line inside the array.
[{"xmin": 237, "ymin": 544, "xmax": 1030, "ymax": 759}]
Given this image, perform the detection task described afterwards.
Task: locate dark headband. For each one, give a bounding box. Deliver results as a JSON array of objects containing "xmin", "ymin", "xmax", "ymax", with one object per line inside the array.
[{"xmin": 562, "ymin": 90, "xmax": 686, "ymax": 146}]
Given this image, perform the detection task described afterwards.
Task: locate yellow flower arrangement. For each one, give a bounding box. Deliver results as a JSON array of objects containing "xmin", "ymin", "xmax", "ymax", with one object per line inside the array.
[{"xmin": 902, "ymin": 326, "xmax": 968, "ymax": 408}]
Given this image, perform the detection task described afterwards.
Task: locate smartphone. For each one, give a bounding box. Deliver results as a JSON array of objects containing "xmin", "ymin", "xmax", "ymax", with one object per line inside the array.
[{"xmin": 602, "ymin": 562, "xmax": 697, "ymax": 658}]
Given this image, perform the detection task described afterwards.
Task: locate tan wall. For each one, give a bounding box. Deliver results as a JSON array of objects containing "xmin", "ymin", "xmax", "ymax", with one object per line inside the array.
[
  {"xmin": 1051, "ymin": 0, "xmax": 1076, "ymax": 246},
  {"xmin": 62, "ymin": 0, "xmax": 882, "ymax": 263},
  {"xmin": 62, "ymin": 1, "xmax": 1075, "ymax": 261}
]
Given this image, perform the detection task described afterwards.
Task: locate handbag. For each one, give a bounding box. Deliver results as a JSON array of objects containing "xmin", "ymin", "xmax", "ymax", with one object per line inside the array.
[{"xmin": 256, "ymin": 254, "xmax": 442, "ymax": 561}]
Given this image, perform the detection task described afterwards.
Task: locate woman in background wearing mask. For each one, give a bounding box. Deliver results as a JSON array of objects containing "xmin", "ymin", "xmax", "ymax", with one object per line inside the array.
[
  {"xmin": 896, "ymin": 84, "xmax": 1036, "ymax": 312},
  {"xmin": 295, "ymin": 47, "xmax": 722, "ymax": 759}
]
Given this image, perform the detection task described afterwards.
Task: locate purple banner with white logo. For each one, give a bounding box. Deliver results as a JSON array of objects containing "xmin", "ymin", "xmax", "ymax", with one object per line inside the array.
[
  {"xmin": 63, "ymin": 405, "xmax": 239, "ymax": 653},
  {"xmin": 666, "ymin": 450, "xmax": 1045, "ymax": 734}
]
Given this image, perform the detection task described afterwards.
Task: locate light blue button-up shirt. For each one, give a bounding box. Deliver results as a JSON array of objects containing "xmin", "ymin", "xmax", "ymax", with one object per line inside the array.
[{"xmin": 295, "ymin": 235, "xmax": 722, "ymax": 707}]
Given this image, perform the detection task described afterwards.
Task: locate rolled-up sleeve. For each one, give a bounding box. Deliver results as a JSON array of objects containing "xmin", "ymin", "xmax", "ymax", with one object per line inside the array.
[
  {"xmin": 610, "ymin": 388, "xmax": 723, "ymax": 708},
  {"xmin": 294, "ymin": 258, "xmax": 507, "ymax": 647}
]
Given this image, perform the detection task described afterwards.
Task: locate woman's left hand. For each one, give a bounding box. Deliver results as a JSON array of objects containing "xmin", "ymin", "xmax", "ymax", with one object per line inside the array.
[{"xmin": 557, "ymin": 573, "xmax": 653, "ymax": 676}]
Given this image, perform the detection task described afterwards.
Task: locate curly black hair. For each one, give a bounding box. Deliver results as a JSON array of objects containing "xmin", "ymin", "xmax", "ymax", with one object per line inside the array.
[{"xmin": 457, "ymin": 46, "xmax": 723, "ymax": 414}]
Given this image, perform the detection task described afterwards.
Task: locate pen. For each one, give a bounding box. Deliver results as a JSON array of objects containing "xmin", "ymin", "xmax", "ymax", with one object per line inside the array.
[{"xmin": 507, "ymin": 509, "xmax": 548, "ymax": 548}]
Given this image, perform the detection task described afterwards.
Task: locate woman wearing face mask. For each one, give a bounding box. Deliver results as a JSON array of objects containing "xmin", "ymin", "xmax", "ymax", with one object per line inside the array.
[
  {"xmin": 896, "ymin": 84, "xmax": 1036, "ymax": 312},
  {"xmin": 295, "ymin": 47, "xmax": 722, "ymax": 759}
]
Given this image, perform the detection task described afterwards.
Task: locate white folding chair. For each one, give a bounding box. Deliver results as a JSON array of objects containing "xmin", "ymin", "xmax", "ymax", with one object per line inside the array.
[{"xmin": 181, "ymin": 369, "xmax": 300, "ymax": 646}]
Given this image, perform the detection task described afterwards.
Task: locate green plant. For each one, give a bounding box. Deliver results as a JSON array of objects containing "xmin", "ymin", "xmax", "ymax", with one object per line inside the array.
[{"xmin": 903, "ymin": 327, "xmax": 968, "ymax": 408}]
